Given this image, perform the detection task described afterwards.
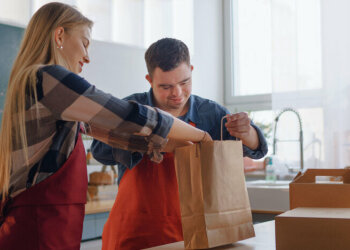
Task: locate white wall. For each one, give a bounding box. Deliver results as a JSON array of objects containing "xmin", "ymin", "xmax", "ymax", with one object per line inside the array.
[
  {"xmin": 81, "ymin": 0, "xmax": 225, "ymax": 104},
  {"xmin": 81, "ymin": 40, "xmax": 149, "ymax": 99},
  {"xmin": 192, "ymin": 0, "xmax": 224, "ymax": 105},
  {"xmin": 0, "ymin": 0, "xmax": 31, "ymax": 26}
]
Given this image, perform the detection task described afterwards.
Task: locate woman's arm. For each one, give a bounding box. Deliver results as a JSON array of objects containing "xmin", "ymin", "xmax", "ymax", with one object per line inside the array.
[
  {"xmin": 167, "ymin": 117, "xmax": 212, "ymax": 142},
  {"xmin": 38, "ymin": 65, "xmax": 209, "ymax": 161}
]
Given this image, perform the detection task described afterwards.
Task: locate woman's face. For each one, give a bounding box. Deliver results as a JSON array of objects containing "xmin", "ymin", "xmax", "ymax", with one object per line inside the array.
[{"xmin": 57, "ymin": 24, "xmax": 91, "ymax": 74}]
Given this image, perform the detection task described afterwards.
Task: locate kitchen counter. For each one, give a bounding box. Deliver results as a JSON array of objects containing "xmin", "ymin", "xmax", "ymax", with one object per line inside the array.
[
  {"xmin": 85, "ymin": 199, "xmax": 114, "ymax": 214},
  {"xmin": 245, "ymin": 170, "xmax": 266, "ymax": 181},
  {"xmin": 145, "ymin": 220, "xmax": 275, "ymax": 250},
  {"xmin": 245, "ymin": 170, "xmax": 297, "ymax": 182}
]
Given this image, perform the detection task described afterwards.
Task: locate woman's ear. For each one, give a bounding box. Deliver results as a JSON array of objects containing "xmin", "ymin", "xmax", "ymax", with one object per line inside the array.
[{"xmin": 54, "ymin": 27, "xmax": 65, "ymax": 48}]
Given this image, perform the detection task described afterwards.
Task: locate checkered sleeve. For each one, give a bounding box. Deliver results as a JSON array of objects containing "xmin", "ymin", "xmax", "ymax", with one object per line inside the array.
[{"xmin": 37, "ymin": 65, "xmax": 173, "ymax": 162}]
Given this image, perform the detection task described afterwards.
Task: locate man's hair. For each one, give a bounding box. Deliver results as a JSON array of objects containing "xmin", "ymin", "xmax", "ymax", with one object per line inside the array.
[{"xmin": 145, "ymin": 38, "xmax": 190, "ymax": 77}]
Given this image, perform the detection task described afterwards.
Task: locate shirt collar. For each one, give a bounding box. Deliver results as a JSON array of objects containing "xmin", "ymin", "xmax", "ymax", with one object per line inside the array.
[
  {"xmin": 146, "ymin": 88, "xmax": 155, "ymax": 106},
  {"xmin": 180, "ymin": 95, "xmax": 201, "ymax": 125},
  {"xmin": 147, "ymin": 89, "xmax": 201, "ymax": 125}
]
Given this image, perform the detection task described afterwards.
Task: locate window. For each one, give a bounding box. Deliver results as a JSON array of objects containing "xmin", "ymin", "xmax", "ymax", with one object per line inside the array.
[
  {"xmin": 0, "ymin": 0, "xmax": 194, "ymax": 52},
  {"xmin": 224, "ymin": 0, "xmax": 326, "ymax": 170},
  {"xmin": 224, "ymin": 0, "xmax": 322, "ymax": 112}
]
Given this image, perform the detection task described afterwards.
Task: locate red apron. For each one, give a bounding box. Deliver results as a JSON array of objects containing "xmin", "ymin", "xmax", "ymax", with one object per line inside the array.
[
  {"xmin": 0, "ymin": 133, "xmax": 87, "ymax": 250},
  {"xmin": 102, "ymin": 153, "xmax": 183, "ymax": 250}
]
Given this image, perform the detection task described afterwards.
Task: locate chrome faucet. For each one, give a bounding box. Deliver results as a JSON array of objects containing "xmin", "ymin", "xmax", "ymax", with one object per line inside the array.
[{"xmin": 273, "ymin": 108, "xmax": 304, "ymax": 171}]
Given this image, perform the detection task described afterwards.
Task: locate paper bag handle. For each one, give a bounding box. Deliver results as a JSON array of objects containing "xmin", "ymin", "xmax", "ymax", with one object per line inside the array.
[
  {"xmin": 293, "ymin": 168, "xmax": 350, "ymax": 183},
  {"xmin": 221, "ymin": 115, "xmax": 240, "ymax": 141}
]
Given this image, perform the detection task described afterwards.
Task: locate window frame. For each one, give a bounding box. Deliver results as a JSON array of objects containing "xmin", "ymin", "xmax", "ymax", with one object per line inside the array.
[{"xmin": 223, "ymin": 0, "xmax": 272, "ymax": 112}]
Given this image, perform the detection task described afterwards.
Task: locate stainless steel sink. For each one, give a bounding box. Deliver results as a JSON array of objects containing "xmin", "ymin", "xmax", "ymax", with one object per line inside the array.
[{"xmin": 246, "ymin": 180, "xmax": 291, "ymax": 188}]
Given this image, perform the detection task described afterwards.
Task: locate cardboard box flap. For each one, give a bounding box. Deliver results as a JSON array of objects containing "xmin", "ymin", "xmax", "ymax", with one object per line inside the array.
[
  {"xmin": 292, "ymin": 168, "xmax": 350, "ymax": 184},
  {"xmin": 290, "ymin": 169, "xmax": 350, "ymax": 209}
]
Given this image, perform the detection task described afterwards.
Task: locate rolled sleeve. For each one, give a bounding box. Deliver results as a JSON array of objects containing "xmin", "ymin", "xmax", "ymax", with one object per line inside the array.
[
  {"xmin": 130, "ymin": 103, "xmax": 173, "ymax": 163},
  {"xmin": 83, "ymin": 100, "xmax": 173, "ymax": 163},
  {"xmin": 130, "ymin": 102, "xmax": 174, "ymax": 139},
  {"xmin": 242, "ymin": 123, "xmax": 268, "ymax": 159},
  {"xmin": 91, "ymin": 139, "xmax": 143, "ymax": 168}
]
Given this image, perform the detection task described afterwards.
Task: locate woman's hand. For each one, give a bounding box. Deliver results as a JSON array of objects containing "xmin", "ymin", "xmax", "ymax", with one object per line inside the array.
[
  {"xmin": 167, "ymin": 117, "xmax": 213, "ymax": 142},
  {"xmin": 201, "ymin": 131, "xmax": 213, "ymax": 142},
  {"xmin": 163, "ymin": 130, "xmax": 212, "ymax": 152}
]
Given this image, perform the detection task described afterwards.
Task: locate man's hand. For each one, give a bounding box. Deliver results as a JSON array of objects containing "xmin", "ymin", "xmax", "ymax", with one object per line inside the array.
[{"xmin": 224, "ymin": 112, "xmax": 259, "ymax": 150}]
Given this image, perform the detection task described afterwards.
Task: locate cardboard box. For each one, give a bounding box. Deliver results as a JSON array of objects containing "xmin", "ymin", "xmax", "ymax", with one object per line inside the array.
[
  {"xmin": 275, "ymin": 207, "xmax": 350, "ymax": 250},
  {"xmin": 290, "ymin": 168, "xmax": 350, "ymax": 209}
]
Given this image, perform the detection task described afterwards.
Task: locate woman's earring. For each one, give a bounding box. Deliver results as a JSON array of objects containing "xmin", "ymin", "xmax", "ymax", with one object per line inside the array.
[{"xmin": 56, "ymin": 45, "xmax": 63, "ymax": 50}]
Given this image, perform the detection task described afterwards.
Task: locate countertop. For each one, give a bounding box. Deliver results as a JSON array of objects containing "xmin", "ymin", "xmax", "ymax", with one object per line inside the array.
[
  {"xmin": 145, "ymin": 220, "xmax": 275, "ymax": 250},
  {"xmin": 85, "ymin": 199, "xmax": 114, "ymax": 214}
]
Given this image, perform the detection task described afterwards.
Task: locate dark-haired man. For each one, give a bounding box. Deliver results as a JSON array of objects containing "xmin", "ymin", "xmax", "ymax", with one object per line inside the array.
[{"xmin": 92, "ymin": 38, "xmax": 268, "ymax": 250}]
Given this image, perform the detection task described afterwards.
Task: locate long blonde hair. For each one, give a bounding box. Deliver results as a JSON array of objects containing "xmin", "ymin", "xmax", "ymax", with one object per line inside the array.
[{"xmin": 0, "ymin": 2, "xmax": 93, "ymax": 200}]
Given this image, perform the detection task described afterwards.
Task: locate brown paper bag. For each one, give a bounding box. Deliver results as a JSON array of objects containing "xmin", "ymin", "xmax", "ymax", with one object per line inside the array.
[
  {"xmin": 174, "ymin": 140, "xmax": 255, "ymax": 249},
  {"xmin": 290, "ymin": 168, "xmax": 350, "ymax": 209}
]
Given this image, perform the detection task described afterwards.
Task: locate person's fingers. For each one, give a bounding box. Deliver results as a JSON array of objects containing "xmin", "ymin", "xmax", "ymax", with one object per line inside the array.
[
  {"xmin": 226, "ymin": 112, "xmax": 248, "ymax": 122},
  {"xmin": 224, "ymin": 113, "xmax": 255, "ymax": 140},
  {"xmin": 225, "ymin": 113, "xmax": 250, "ymax": 126},
  {"xmin": 226, "ymin": 126, "xmax": 250, "ymax": 133},
  {"xmin": 228, "ymin": 131, "xmax": 250, "ymax": 139},
  {"xmin": 225, "ymin": 118, "xmax": 250, "ymax": 128}
]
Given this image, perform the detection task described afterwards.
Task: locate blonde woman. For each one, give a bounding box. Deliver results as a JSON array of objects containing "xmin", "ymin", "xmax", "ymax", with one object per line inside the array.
[{"xmin": 0, "ymin": 2, "xmax": 211, "ymax": 249}]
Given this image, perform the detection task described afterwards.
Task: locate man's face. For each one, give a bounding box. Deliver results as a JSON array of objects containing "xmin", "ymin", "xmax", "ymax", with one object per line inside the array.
[{"xmin": 147, "ymin": 62, "xmax": 193, "ymax": 116}]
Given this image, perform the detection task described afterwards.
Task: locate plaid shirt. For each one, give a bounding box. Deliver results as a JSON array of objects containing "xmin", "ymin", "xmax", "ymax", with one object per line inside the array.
[
  {"xmin": 8, "ymin": 65, "xmax": 173, "ymax": 198},
  {"xmin": 92, "ymin": 90, "xmax": 268, "ymax": 185}
]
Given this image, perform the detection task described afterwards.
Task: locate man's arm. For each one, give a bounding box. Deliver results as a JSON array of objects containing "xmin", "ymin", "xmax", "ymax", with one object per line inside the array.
[
  {"xmin": 91, "ymin": 139, "xmax": 143, "ymax": 168},
  {"xmin": 193, "ymin": 96, "xmax": 267, "ymax": 159}
]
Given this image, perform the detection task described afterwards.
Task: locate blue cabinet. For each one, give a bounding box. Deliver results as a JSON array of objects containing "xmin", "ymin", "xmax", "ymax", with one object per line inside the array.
[{"xmin": 82, "ymin": 212, "xmax": 110, "ymax": 240}]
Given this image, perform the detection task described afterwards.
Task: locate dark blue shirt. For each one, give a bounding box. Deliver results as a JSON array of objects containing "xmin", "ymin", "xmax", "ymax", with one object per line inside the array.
[{"xmin": 91, "ymin": 89, "xmax": 268, "ymax": 184}]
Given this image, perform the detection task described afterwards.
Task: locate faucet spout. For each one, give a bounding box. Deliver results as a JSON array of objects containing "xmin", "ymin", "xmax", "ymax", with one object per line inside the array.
[{"xmin": 273, "ymin": 108, "xmax": 304, "ymax": 171}]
